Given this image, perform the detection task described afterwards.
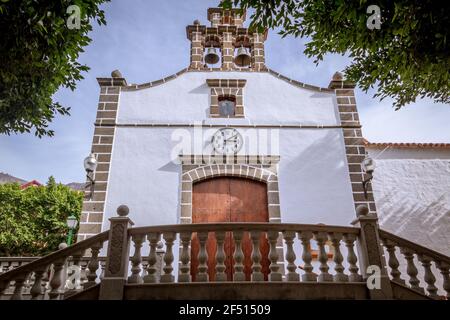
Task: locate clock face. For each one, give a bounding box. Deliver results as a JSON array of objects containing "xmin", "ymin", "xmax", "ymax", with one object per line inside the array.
[{"xmin": 211, "ymin": 128, "xmax": 243, "ymax": 155}]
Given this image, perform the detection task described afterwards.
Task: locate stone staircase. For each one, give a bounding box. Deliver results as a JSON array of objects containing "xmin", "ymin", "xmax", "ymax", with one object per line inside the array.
[{"xmin": 1, "ymin": 205, "xmax": 448, "ymax": 300}]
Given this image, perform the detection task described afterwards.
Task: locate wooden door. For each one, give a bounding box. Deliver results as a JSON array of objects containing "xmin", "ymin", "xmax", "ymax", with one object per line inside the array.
[{"xmin": 191, "ymin": 177, "xmax": 270, "ymax": 281}]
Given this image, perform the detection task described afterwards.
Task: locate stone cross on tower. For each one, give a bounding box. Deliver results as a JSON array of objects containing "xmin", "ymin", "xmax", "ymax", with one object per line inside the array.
[{"xmin": 186, "ymin": 7, "xmax": 267, "ymax": 71}]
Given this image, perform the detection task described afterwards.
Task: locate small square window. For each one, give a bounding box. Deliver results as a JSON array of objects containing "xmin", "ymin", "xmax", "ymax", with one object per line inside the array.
[{"xmin": 206, "ymin": 79, "xmax": 246, "ymax": 118}]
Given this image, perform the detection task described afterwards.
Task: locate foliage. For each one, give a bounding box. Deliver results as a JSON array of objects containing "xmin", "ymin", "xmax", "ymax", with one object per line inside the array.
[
  {"xmin": 0, "ymin": 177, "xmax": 83, "ymax": 256},
  {"xmin": 221, "ymin": 0, "xmax": 450, "ymax": 109},
  {"xmin": 0, "ymin": 0, "xmax": 109, "ymax": 137}
]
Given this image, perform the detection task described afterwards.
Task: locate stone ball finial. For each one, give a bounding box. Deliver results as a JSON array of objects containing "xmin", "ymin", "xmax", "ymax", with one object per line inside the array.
[
  {"xmin": 59, "ymin": 242, "xmax": 68, "ymax": 250},
  {"xmin": 111, "ymin": 69, "xmax": 123, "ymax": 78},
  {"xmin": 356, "ymin": 205, "xmax": 369, "ymax": 217},
  {"xmin": 193, "ymin": 19, "xmax": 200, "ymax": 25},
  {"xmin": 117, "ymin": 205, "xmax": 129, "ymax": 217},
  {"xmin": 332, "ymin": 71, "xmax": 343, "ymax": 81}
]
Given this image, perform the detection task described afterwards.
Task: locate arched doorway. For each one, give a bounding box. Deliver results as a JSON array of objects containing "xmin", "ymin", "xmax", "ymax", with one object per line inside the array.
[{"xmin": 190, "ymin": 177, "xmax": 270, "ymax": 281}]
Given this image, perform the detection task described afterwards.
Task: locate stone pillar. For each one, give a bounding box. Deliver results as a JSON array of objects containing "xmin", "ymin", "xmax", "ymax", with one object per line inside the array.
[
  {"xmin": 78, "ymin": 71, "xmax": 127, "ymax": 242},
  {"xmin": 251, "ymin": 33, "xmax": 266, "ymax": 71},
  {"xmin": 211, "ymin": 12, "xmax": 221, "ymax": 27},
  {"xmin": 190, "ymin": 30, "xmax": 204, "ymax": 70},
  {"xmin": 329, "ymin": 72, "xmax": 377, "ymax": 215},
  {"xmin": 233, "ymin": 13, "xmax": 244, "ymax": 27},
  {"xmin": 352, "ymin": 205, "xmax": 393, "ymax": 299},
  {"xmin": 99, "ymin": 205, "xmax": 134, "ymax": 300},
  {"xmin": 221, "ymin": 32, "xmax": 234, "ymax": 70}
]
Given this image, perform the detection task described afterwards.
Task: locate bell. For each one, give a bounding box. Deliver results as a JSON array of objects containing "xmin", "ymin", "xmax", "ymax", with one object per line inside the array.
[
  {"xmin": 234, "ymin": 46, "xmax": 251, "ymax": 67},
  {"xmin": 204, "ymin": 47, "xmax": 220, "ymax": 65}
]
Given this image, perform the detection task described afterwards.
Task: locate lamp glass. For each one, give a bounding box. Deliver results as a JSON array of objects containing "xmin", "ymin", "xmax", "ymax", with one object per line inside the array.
[
  {"xmin": 362, "ymin": 156, "xmax": 375, "ymax": 173},
  {"xmin": 66, "ymin": 215, "xmax": 78, "ymax": 229},
  {"xmin": 84, "ymin": 153, "xmax": 98, "ymax": 172}
]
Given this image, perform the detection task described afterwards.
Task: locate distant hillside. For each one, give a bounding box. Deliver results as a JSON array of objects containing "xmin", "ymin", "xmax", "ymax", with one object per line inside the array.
[
  {"xmin": 65, "ymin": 182, "xmax": 85, "ymax": 191},
  {"xmin": 0, "ymin": 172, "xmax": 83, "ymax": 191},
  {"xmin": 0, "ymin": 172, "xmax": 26, "ymax": 185}
]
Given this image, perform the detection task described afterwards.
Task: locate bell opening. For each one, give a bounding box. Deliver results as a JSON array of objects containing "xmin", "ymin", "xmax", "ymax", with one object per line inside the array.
[
  {"xmin": 204, "ymin": 47, "xmax": 221, "ymax": 66},
  {"xmin": 234, "ymin": 46, "xmax": 251, "ymax": 67}
]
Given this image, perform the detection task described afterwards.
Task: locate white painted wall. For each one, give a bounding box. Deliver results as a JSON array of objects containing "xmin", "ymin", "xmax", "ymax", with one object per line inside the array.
[
  {"xmin": 103, "ymin": 127, "xmax": 356, "ymax": 230},
  {"xmin": 367, "ymin": 147, "xmax": 450, "ymax": 256},
  {"xmin": 102, "ymin": 71, "xmax": 356, "ymax": 230},
  {"xmin": 117, "ymin": 72, "xmax": 340, "ymax": 126}
]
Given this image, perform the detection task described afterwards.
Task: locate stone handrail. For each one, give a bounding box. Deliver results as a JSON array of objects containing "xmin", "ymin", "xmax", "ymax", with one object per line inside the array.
[
  {"xmin": 379, "ymin": 229, "xmax": 450, "ymax": 299},
  {"xmin": 130, "ymin": 222, "xmax": 360, "ymax": 235}
]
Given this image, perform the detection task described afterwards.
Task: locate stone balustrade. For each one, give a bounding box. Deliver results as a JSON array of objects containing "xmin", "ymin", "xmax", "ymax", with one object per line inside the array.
[
  {"xmin": 0, "ymin": 232, "xmax": 109, "ymax": 300},
  {"xmin": 0, "ymin": 254, "xmax": 164, "ymax": 299},
  {"xmin": 379, "ymin": 229, "xmax": 450, "ymax": 299},
  {"xmin": 127, "ymin": 223, "xmax": 363, "ymax": 285},
  {"xmin": 1, "ymin": 205, "xmax": 448, "ymax": 300}
]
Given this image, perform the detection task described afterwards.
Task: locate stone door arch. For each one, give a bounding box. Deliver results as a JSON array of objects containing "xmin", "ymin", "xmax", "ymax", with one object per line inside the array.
[{"xmin": 180, "ymin": 164, "xmax": 280, "ymax": 224}]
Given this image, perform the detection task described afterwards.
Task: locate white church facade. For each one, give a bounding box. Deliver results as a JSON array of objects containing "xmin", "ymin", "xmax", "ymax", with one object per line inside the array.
[{"xmin": 79, "ymin": 8, "xmax": 375, "ymax": 241}]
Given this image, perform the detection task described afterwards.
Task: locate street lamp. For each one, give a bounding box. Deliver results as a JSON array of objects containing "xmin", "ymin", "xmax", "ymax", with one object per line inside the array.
[
  {"xmin": 84, "ymin": 153, "xmax": 98, "ymax": 200},
  {"xmin": 66, "ymin": 215, "xmax": 78, "ymax": 246},
  {"xmin": 361, "ymin": 154, "xmax": 375, "ymax": 199}
]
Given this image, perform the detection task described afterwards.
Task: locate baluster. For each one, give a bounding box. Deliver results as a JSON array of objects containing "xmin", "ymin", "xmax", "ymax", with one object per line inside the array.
[
  {"xmin": 283, "ymin": 231, "xmax": 299, "ymax": 281},
  {"xmin": 160, "ymin": 232, "xmax": 175, "ymax": 283},
  {"xmin": 48, "ymin": 258, "xmax": 67, "ymax": 300},
  {"xmin": 314, "ymin": 232, "xmax": 333, "ymax": 282},
  {"xmin": 400, "ymin": 247, "xmax": 424, "ymax": 293},
  {"xmin": 267, "ymin": 231, "xmax": 282, "ymax": 281},
  {"xmin": 156, "ymin": 241, "xmax": 165, "ymax": 281},
  {"xmin": 10, "ymin": 274, "xmax": 28, "ymax": 300},
  {"xmin": 24, "ymin": 271, "xmax": 33, "ymax": 291},
  {"xmin": 79, "ymin": 260, "xmax": 88, "ymax": 286},
  {"xmin": 437, "ymin": 261, "xmax": 450, "ymax": 299},
  {"xmin": 143, "ymin": 233, "xmax": 161, "ymax": 283},
  {"xmin": 381, "ymin": 239, "xmax": 404, "ymax": 284},
  {"xmin": 42, "ymin": 265, "xmax": 52, "ymax": 297},
  {"xmin": 0, "ymin": 262, "xmax": 9, "ymax": 274},
  {"xmin": 215, "ymin": 231, "xmax": 227, "ymax": 281},
  {"xmin": 67, "ymin": 250, "xmax": 85, "ymax": 291},
  {"xmin": 418, "ymin": 255, "xmax": 438, "ymax": 298},
  {"xmin": 299, "ymin": 230, "xmax": 315, "ymax": 282},
  {"xmin": 99, "ymin": 260, "xmax": 106, "ymax": 280},
  {"xmin": 233, "ymin": 230, "xmax": 245, "ymax": 281},
  {"xmin": 179, "ymin": 232, "xmax": 192, "ymax": 282},
  {"xmin": 141, "ymin": 260, "xmax": 149, "ymax": 278},
  {"xmin": 343, "ymin": 233, "xmax": 362, "ymax": 282},
  {"xmin": 85, "ymin": 242, "xmax": 102, "ymax": 289},
  {"xmin": 196, "ymin": 232, "xmax": 209, "ymax": 282},
  {"xmin": 30, "ymin": 266, "xmax": 48, "ymax": 300},
  {"xmin": 329, "ymin": 232, "xmax": 348, "ymax": 282},
  {"xmin": 128, "ymin": 234, "xmax": 145, "ymax": 284},
  {"xmin": 250, "ymin": 231, "xmax": 264, "ymax": 281}
]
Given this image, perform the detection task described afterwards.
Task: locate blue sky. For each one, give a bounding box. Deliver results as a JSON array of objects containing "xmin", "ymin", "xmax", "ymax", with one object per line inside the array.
[{"xmin": 0, "ymin": 0, "xmax": 449, "ymax": 184}]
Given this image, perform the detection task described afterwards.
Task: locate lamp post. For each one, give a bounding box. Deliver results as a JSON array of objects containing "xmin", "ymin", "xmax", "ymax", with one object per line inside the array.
[
  {"xmin": 361, "ymin": 154, "xmax": 375, "ymax": 199},
  {"xmin": 66, "ymin": 215, "xmax": 78, "ymax": 246},
  {"xmin": 84, "ymin": 153, "xmax": 98, "ymax": 200}
]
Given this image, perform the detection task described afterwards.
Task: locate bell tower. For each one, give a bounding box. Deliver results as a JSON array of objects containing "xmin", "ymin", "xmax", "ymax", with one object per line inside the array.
[{"xmin": 186, "ymin": 7, "xmax": 267, "ymax": 71}]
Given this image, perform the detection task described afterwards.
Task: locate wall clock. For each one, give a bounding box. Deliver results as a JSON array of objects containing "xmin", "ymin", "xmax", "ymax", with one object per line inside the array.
[{"xmin": 211, "ymin": 128, "xmax": 243, "ymax": 155}]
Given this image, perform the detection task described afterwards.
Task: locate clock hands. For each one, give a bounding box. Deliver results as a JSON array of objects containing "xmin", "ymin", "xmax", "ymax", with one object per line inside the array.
[{"xmin": 224, "ymin": 134, "xmax": 238, "ymax": 143}]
